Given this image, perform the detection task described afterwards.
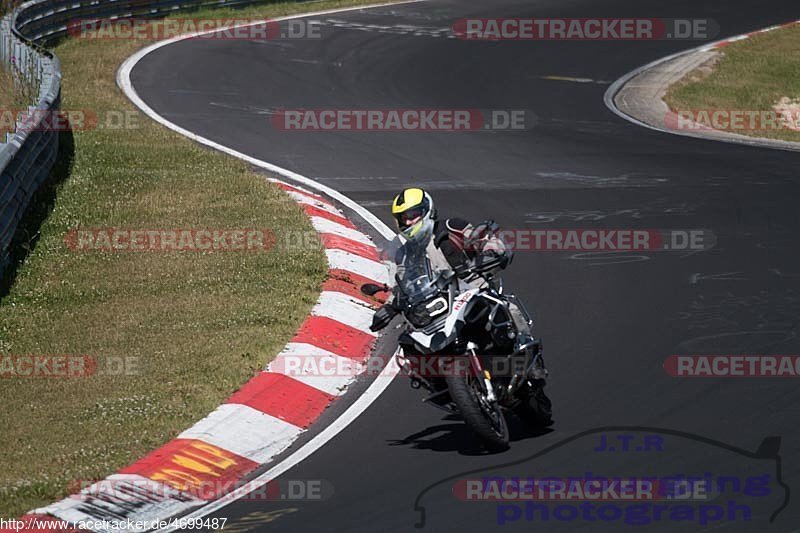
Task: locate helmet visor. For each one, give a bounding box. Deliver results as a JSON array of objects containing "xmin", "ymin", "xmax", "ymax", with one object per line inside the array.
[{"xmin": 394, "ymin": 206, "xmax": 425, "ymax": 229}]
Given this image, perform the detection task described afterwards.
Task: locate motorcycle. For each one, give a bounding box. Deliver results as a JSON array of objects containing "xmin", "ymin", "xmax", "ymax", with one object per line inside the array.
[{"xmin": 362, "ymin": 251, "xmax": 552, "ymax": 452}]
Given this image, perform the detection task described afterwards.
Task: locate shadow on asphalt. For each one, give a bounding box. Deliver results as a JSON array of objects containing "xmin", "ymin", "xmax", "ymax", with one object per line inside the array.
[{"xmin": 387, "ymin": 414, "xmax": 554, "ymax": 456}]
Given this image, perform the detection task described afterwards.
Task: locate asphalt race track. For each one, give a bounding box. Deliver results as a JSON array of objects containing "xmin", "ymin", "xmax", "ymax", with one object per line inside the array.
[{"xmin": 131, "ymin": 0, "xmax": 800, "ymax": 531}]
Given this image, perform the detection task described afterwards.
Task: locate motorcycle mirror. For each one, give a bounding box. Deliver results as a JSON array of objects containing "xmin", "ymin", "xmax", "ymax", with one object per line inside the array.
[{"xmin": 361, "ymin": 283, "xmax": 389, "ymax": 296}]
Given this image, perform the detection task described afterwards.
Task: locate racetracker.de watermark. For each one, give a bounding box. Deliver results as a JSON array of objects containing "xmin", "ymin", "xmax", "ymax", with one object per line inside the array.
[
  {"xmin": 66, "ymin": 477, "xmax": 332, "ymax": 502},
  {"xmin": 665, "ymin": 355, "xmax": 800, "ymax": 377},
  {"xmin": 67, "ymin": 18, "xmax": 321, "ymax": 40},
  {"xmin": 0, "ymin": 355, "xmax": 140, "ymax": 378},
  {"xmin": 271, "ymin": 109, "xmax": 536, "ymax": 131},
  {"xmin": 465, "ymin": 229, "xmax": 714, "ymax": 252},
  {"xmin": 453, "ymin": 477, "xmax": 674, "ymax": 502},
  {"xmin": 64, "ymin": 228, "xmax": 276, "ymax": 252},
  {"xmin": 272, "ymin": 354, "xmax": 531, "ymax": 379},
  {"xmin": 0, "ymin": 109, "xmax": 140, "ymax": 134},
  {"xmin": 0, "ymin": 517, "xmax": 226, "ymax": 532},
  {"xmin": 467, "ymin": 473, "xmax": 769, "ymax": 527},
  {"xmin": 666, "ymin": 109, "xmax": 800, "ymax": 132},
  {"xmin": 452, "ymin": 18, "xmax": 719, "ymax": 40}
]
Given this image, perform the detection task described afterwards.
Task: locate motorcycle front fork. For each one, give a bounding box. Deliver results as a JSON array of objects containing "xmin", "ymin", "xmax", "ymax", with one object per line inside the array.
[
  {"xmin": 396, "ymin": 345, "xmax": 498, "ymax": 404},
  {"xmin": 467, "ymin": 342, "xmax": 497, "ymax": 403}
]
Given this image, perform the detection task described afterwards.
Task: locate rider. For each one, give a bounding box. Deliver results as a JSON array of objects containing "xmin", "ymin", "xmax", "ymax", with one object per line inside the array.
[
  {"xmin": 370, "ymin": 187, "xmax": 514, "ymax": 331},
  {"xmin": 371, "ymin": 187, "xmax": 549, "ymax": 416},
  {"xmin": 370, "ymin": 187, "xmax": 547, "ymax": 381}
]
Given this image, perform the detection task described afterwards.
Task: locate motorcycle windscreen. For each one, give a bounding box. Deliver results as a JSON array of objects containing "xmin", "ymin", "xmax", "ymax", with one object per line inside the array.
[{"xmin": 397, "ymin": 238, "xmax": 439, "ymax": 305}]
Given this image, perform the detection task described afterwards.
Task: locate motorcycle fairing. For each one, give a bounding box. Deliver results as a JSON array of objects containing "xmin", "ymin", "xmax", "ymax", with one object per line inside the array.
[{"xmin": 409, "ymin": 288, "xmax": 480, "ymax": 352}]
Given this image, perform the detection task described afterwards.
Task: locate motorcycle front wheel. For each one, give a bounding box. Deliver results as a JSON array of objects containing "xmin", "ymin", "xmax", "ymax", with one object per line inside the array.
[{"xmin": 446, "ymin": 374, "xmax": 510, "ymax": 452}]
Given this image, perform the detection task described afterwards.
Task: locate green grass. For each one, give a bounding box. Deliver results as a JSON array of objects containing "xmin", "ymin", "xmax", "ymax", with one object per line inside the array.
[
  {"xmin": 0, "ymin": 0, "xmax": 389, "ymax": 517},
  {"xmin": 665, "ymin": 23, "xmax": 800, "ymax": 142}
]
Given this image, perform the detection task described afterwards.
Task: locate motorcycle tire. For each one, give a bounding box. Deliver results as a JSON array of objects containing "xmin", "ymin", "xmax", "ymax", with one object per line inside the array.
[{"xmin": 446, "ymin": 375, "xmax": 510, "ymax": 452}]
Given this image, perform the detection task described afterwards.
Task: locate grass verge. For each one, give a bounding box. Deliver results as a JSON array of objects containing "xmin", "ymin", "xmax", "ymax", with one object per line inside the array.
[
  {"xmin": 1, "ymin": 0, "xmax": 46, "ymax": 115},
  {"xmin": 0, "ymin": 65, "xmax": 16, "ymax": 111},
  {"xmin": 0, "ymin": 62, "xmax": 40, "ymax": 122},
  {"xmin": 0, "ymin": 66, "xmax": 28, "ymax": 112},
  {"xmin": 0, "ymin": 0, "xmax": 386, "ymax": 517},
  {"xmin": 665, "ymin": 23, "xmax": 800, "ymax": 142}
]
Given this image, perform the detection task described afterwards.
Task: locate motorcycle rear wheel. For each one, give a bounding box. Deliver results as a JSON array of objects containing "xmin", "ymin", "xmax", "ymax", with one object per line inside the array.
[{"xmin": 446, "ymin": 375, "xmax": 510, "ymax": 452}]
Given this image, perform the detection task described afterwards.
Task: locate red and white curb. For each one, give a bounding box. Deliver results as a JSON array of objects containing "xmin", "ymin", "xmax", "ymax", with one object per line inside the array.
[
  {"xmin": 605, "ymin": 18, "xmax": 800, "ymax": 152},
  {"xmin": 1, "ymin": 4, "xmax": 418, "ymax": 531},
  {"xmin": 8, "ymin": 179, "xmax": 393, "ymax": 532},
  {"xmin": 699, "ymin": 20, "xmax": 800, "ymax": 51}
]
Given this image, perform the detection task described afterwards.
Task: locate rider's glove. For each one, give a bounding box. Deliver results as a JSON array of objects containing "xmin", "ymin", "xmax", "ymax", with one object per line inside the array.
[
  {"xmin": 476, "ymin": 250, "xmax": 510, "ymax": 271},
  {"xmin": 370, "ymin": 303, "xmax": 398, "ymax": 332}
]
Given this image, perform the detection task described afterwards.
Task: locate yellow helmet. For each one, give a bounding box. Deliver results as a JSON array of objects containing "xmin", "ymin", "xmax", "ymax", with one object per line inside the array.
[{"xmin": 391, "ymin": 187, "xmax": 435, "ymax": 242}]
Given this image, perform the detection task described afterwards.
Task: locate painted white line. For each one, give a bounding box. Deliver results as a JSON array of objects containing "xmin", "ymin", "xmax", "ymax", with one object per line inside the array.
[
  {"xmin": 312, "ymin": 291, "xmax": 378, "ymax": 334},
  {"xmin": 115, "ymin": 4, "xmax": 416, "ymax": 529},
  {"xmin": 541, "ymin": 75, "xmax": 610, "ymax": 84},
  {"xmin": 155, "ymin": 354, "xmax": 401, "ymax": 532},
  {"xmin": 117, "ymin": 1, "xmax": 426, "ymax": 242},
  {"xmin": 726, "ymin": 34, "xmax": 749, "ymax": 42},
  {"xmin": 178, "ymin": 403, "xmax": 304, "ymax": 463},
  {"xmin": 270, "ymin": 342, "xmax": 365, "ymax": 395},
  {"xmin": 325, "ymin": 248, "xmax": 391, "ymax": 283}
]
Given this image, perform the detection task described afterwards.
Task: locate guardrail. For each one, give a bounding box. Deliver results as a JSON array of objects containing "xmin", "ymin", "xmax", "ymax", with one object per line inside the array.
[
  {"xmin": 0, "ymin": 0, "xmax": 264, "ymax": 274},
  {"xmin": 0, "ymin": 4, "xmax": 61, "ymax": 274},
  {"xmin": 16, "ymin": 0, "xmax": 266, "ymax": 43}
]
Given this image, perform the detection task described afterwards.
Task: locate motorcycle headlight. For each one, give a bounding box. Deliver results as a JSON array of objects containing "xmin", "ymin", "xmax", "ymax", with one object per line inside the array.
[{"xmin": 408, "ymin": 296, "xmax": 448, "ymax": 328}]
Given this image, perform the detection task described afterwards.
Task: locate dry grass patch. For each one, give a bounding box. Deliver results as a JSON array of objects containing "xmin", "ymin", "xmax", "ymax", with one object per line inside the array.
[{"xmin": 665, "ymin": 24, "xmax": 800, "ymax": 142}]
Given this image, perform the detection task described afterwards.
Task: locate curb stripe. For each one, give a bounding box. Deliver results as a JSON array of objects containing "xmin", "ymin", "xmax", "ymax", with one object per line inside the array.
[
  {"xmin": 322, "ymin": 276, "xmax": 379, "ymax": 306},
  {"xmin": 312, "ymin": 291, "xmax": 377, "ymax": 334},
  {"xmin": 280, "ymin": 187, "xmax": 343, "ymax": 218},
  {"xmin": 311, "ymin": 216, "xmax": 375, "ymax": 245},
  {"xmin": 291, "ymin": 316, "xmax": 376, "ymax": 359},
  {"xmin": 271, "ymin": 180, "xmax": 325, "ymax": 201},
  {"xmin": 327, "ymin": 268, "xmax": 389, "ymax": 304},
  {"xmin": 225, "ymin": 372, "xmax": 336, "ymax": 428},
  {"xmin": 287, "ymin": 190, "xmax": 340, "ymax": 214},
  {"xmin": 270, "ymin": 342, "xmax": 364, "ymax": 396},
  {"xmin": 118, "ymin": 439, "xmax": 258, "ymax": 500},
  {"xmin": 710, "ymin": 19, "xmax": 800, "ymax": 49},
  {"xmin": 326, "ymin": 249, "xmax": 391, "ymax": 284},
  {"xmin": 303, "ymin": 203, "xmax": 355, "ymax": 227},
  {"xmin": 320, "ymin": 233, "xmax": 381, "ymax": 261},
  {"xmin": 176, "ymin": 404, "xmax": 304, "ymax": 464},
  {"xmin": 35, "ymin": 474, "xmax": 202, "ymax": 529}
]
